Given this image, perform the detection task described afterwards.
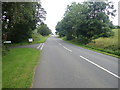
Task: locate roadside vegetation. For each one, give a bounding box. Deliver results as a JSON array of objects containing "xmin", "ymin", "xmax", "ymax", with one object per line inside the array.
[
  {"xmin": 62, "ymin": 29, "xmax": 120, "ymax": 58},
  {"xmin": 32, "ymin": 33, "xmax": 49, "ymax": 44},
  {"xmin": 88, "ymin": 29, "xmax": 119, "ymax": 55},
  {"xmin": 2, "ymin": 2, "xmax": 51, "ymax": 55},
  {"xmin": 0, "ymin": 50, "xmax": 1, "ymax": 89},
  {"xmin": 2, "ymin": 2, "xmax": 50, "ymax": 88},
  {"xmin": 5, "ymin": 33, "xmax": 49, "ymax": 47},
  {"xmin": 3, "ymin": 48, "xmax": 40, "ymax": 88},
  {"xmin": 56, "ymin": 1, "xmax": 119, "ymax": 58},
  {"xmin": 88, "ymin": 29, "xmax": 118, "ymax": 49},
  {"xmin": 2, "ymin": 2, "xmax": 46, "ymax": 43}
]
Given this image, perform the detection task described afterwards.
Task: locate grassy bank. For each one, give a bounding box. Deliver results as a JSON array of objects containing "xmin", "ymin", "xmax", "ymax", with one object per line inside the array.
[
  {"xmin": 61, "ymin": 29, "xmax": 120, "ymax": 58},
  {"xmin": 3, "ymin": 33, "xmax": 49, "ymax": 55},
  {"xmin": 88, "ymin": 29, "xmax": 119, "ymax": 51},
  {"xmin": 6, "ymin": 33, "xmax": 49, "ymax": 47},
  {"xmin": 32, "ymin": 33, "xmax": 49, "ymax": 44},
  {"xmin": 3, "ymin": 48, "xmax": 40, "ymax": 88},
  {"xmin": 0, "ymin": 50, "xmax": 1, "ymax": 89}
]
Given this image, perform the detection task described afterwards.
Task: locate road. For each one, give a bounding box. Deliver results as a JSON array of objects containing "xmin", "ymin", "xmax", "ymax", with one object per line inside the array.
[{"xmin": 32, "ymin": 36, "xmax": 119, "ymax": 88}]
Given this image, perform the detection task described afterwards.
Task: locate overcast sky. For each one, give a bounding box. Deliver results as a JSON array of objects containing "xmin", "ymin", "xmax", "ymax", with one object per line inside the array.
[{"xmin": 41, "ymin": 0, "xmax": 119, "ymax": 34}]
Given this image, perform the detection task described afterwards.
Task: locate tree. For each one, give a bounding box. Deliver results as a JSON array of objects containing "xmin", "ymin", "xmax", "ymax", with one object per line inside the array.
[
  {"xmin": 56, "ymin": 1, "xmax": 116, "ymax": 44},
  {"xmin": 2, "ymin": 2, "xmax": 46, "ymax": 43},
  {"xmin": 37, "ymin": 23, "xmax": 51, "ymax": 36},
  {"xmin": 56, "ymin": 21, "xmax": 66, "ymax": 37}
]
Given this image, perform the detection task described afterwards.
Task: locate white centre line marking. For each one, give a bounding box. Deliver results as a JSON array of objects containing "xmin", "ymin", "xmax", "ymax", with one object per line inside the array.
[
  {"xmin": 58, "ymin": 43, "xmax": 62, "ymax": 45},
  {"xmin": 40, "ymin": 43, "xmax": 44, "ymax": 50},
  {"xmin": 37, "ymin": 43, "xmax": 42, "ymax": 49},
  {"xmin": 63, "ymin": 46, "xmax": 72, "ymax": 52},
  {"xmin": 80, "ymin": 55, "xmax": 120, "ymax": 79}
]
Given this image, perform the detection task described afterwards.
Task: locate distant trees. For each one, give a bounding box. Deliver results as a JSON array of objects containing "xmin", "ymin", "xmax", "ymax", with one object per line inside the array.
[
  {"xmin": 115, "ymin": 25, "xmax": 120, "ymax": 29},
  {"xmin": 56, "ymin": 1, "xmax": 116, "ymax": 44},
  {"xmin": 37, "ymin": 22, "xmax": 51, "ymax": 36},
  {"xmin": 2, "ymin": 2, "xmax": 46, "ymax": 43}
]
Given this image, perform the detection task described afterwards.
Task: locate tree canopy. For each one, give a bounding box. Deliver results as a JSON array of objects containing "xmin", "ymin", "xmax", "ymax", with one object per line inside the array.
[
  {"xmin": 2, "ymin": 2, "xmax": 46, "ymax": 43},
  {"xmin": 56, "ymin": 1, "xmax": 116, "ymax": 44},
  {"xmin": 37, "ymin": 22, "xmax": 51, "ymax": 36}
]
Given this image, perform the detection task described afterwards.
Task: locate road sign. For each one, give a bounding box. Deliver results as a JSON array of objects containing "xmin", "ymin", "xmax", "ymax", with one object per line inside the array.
[
  {"xmin": 3, "ymin": 41, "xmax": 11, "ymax": 44},
  {"xmin": 28, "ymin": 38, "xmax": 33, "ymax": 42}
]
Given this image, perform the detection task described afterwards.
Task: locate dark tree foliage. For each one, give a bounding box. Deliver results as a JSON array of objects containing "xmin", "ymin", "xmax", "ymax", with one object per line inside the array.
[
  {"xmin": 2, "ymin": 2, "xmax": 46, "ymax": 43},
  {"xmin": 37, "ymin": 23, "xmax": 51, "ymax": 36},
  {"xmin": 56, "ymin": 1, "xmax": 116, "ymax": 44},
  {"xmin": 56, "ymin": 21, "xmax": 66, "ymax": 37}
]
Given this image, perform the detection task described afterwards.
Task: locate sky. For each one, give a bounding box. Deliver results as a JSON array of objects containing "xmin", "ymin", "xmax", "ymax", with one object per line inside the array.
[{"xmin": 41, "ymin": 0, "xmax": 119, "ymax": 34}]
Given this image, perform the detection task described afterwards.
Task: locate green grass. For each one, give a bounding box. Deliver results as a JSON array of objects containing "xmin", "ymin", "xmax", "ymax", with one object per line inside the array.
[
  {"xmin": 0, "ymin": 49, "xmax": 1, "ymax": 90},
  {"xmin": 7, "ymin": 33, "xmax": 49, "ymax": 47},
  {"xmin": 61, "ymin": 29, "xmax": 120, "ymax": 58},
  {"xmin": 88, "ymin": 29, "xmax": 119, "ymax": 50},
  {"xmin": 3, "ymin": 48, "xmax": 40, "ymax": 88},
  {"xmin": 32, "ymin": 33, "xmax": 49, "ymax": 44}
]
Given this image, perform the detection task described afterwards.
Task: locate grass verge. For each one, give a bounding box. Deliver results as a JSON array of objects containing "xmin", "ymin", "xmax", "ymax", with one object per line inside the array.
[
  {"xmin": 6, "ymin": 34, "xmax": 49, "ymax": 47},
  {"xmin": 88, "ymin": 29, "xmax": 119, "ymax": 51},
  {"xmin": 0, "ymin": 48, "xmax": 1, "ymax": 90},
  {"xmin": 61, "ymin": 37, "xmax": 120, "ymax": 58},
  {"xmin": 3, "ymin": 48, "xmax": 40, "ymax": 88}
]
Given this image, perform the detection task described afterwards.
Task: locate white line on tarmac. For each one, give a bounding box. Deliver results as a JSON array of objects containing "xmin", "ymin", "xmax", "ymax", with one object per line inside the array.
[
  {"xmin": 58, "ymin": 43, "xmax": 62, "ymax": 46},
  {"xmin": 40, "ymin": 43, "xmax": 44, "ymax": 50},
  {"xmin": 37, "ymin": 43, "xmax": 42, "ymax": 49},
  {"xmin": 56, "ymin": 40, "xmax": 72, "ymax": 52},
  {"xmin": 79, "ymin": 55, "xmax": 120, "ymax": 79},
  {"xmin": 63, "ymin": 46, "xmax": 72, "ymax": 52}
]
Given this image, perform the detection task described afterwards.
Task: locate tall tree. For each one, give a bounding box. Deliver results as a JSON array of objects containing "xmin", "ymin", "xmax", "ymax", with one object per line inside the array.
[
  {"xmin": 37, "ymin": 23, "xmax": 51, "ymax": 36},
  {"xmin": 2, "ymin": 2, "xmax": 46, "ymax": 43},
  {"xmin": 56, "ymin": 1, "xmax": 116, "ymax": 44}
]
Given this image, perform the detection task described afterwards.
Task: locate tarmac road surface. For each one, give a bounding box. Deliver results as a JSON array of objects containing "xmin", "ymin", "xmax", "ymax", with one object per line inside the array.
[{"xmin": 32, "ymin": 36, "xmax": 119, "ymax": 88}]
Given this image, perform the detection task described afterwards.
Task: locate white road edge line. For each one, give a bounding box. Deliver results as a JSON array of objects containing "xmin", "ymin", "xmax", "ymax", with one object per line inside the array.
[
  {"xmin": 63, "ymin": 46, "xmax": 72, "ymax": 52},
  {"xmin": 37, "ymin": 43, "xmax": 42, "ymax": 49},
  {"xmin": 80, "ymin": 55, "xmax": 120, "ymax": 79},
  {"xmin": 40, "ymin": 43, "xmax": 44, "ymax": 50}
]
